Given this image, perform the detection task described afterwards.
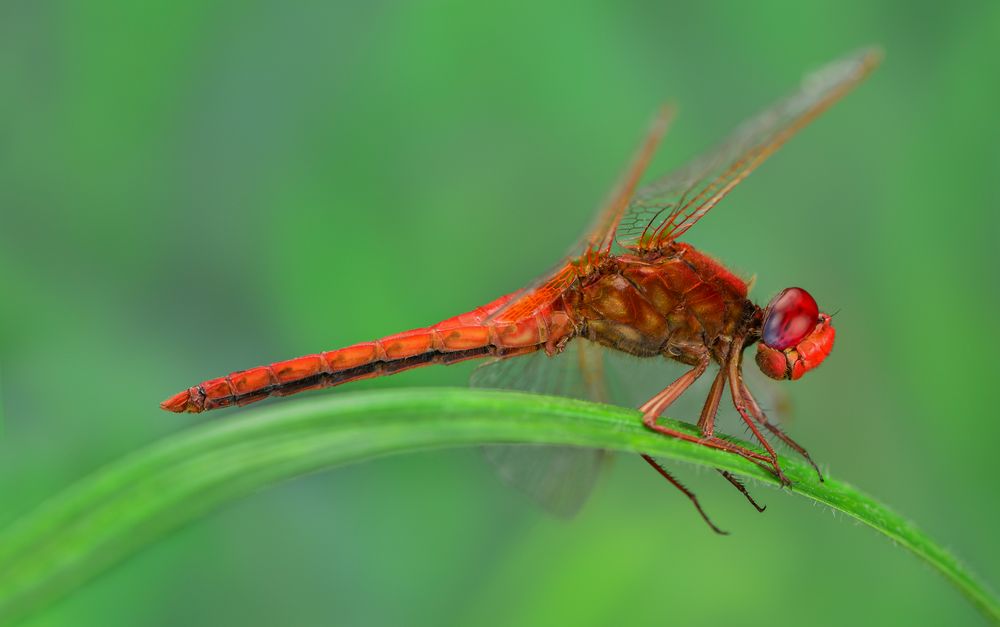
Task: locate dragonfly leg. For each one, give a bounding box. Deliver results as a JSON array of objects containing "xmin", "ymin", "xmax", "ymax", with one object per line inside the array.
[
  {"xmin": 740, "ymin": 380, "xmax": 823, "ymax": 482},
  {"xmin": 642, "ymin": 454, "xmax": 727, "ymax": 535},
  {"xmin": 639, "ymin": 353, "xmax": 710, "ymax": 419},
  {"xmin": 640, "ymin": 355, "xmax": 778, "ymax": 522},
  {"xmin": 718, "ymin": 470, "xmax": 766, "ymax": 512},
  {"xmin": 691, "ymin": 364, "xmax": 779, "ymax": 473},
  {"xmin": 641, "ymin": 357, "xmax": 775, "ymax": 472},
  {"xmin": 717, "ymin": 340, "xmax": 791, "ymax": 486}
]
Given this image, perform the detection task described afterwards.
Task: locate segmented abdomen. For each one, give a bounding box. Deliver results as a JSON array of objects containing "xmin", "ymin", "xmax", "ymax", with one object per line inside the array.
[{"xmin": 160, "ymin": 292, "xmax": 575, "ymax": 413}]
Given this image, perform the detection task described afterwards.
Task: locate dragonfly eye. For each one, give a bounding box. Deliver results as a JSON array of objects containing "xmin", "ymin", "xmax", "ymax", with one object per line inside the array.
[{"xmin": 761, "ymin": 287, "xmax": 819, "ymax": 350}]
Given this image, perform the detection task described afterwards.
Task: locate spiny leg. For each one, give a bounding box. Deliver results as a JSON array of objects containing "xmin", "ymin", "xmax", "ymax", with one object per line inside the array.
[
  {"xmin": 638, "ymin": 355, "xmax": 743, "ymax": 532},
  {"xmin": 718, "ymin": 470, "xmax": 766, "ymax": 512},
  {"xmin": 695, "ymin": 363, "xmax": 767, "ymax": 510},
  {"xmin": 640, "ymin": 353, "xmax": 780, "ymax": 525},
  {"xmin": 694, "ymin": 363, "xmax": 769, "ymax": 508},
  {"xmin": 695, "ymin": 361, "xmax": 727, "ymax": 436},
  {"xmin": 638, "ymin": 355, "xmax": 725, "ymax": 531},
  {"xmin": 641, "ymin": 357, "xmax": 775, "ymax": 471},
  {"xmin": 688, "ymin": 365, "xmax": 779, "ymax": 472},
  {"xmin": 642, "ymin": 454, "xmax": 727, "ymax": 535},
  {"xmin": 740, "ymin": 380, "xmax": 823, "ymax": 481},
  {"xmin": 724, "ymin": 340, "xmax": 791, "ymax": 486},
  {"xmin": 639, "ymin": 352, "xmax": 791, "ymax": 527},
  {"xmin": 639, "ymin": 353, "xmax": 709, "ymax": 419}
]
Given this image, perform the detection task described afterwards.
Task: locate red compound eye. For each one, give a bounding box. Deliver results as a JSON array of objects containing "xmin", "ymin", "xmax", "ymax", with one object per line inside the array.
[{"xmin": 761, "ymin": 287, "xmax": 819, "ymax": 350}]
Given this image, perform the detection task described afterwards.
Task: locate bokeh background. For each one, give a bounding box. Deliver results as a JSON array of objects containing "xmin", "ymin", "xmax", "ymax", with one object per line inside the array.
[{"xmin": 2, "ymin": 1, "xmax": 999, "ymax": 625}]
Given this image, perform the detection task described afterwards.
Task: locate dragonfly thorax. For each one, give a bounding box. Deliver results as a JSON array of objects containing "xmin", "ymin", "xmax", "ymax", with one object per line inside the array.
[{"xmin": 569, "ymin": 244, "xmax": 752, "ymax": 366}]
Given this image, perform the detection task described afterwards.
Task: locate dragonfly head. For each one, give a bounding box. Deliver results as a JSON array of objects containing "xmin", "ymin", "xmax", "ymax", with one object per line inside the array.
[{"xmin": 755, "ymin": 287, "xmax": 835, "ymax": 380}]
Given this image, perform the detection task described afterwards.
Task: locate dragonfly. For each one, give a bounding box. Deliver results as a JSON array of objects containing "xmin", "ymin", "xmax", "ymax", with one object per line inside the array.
[{"xmin": 162, "ymin": 48, "xmax": 880, "ymax": 533}]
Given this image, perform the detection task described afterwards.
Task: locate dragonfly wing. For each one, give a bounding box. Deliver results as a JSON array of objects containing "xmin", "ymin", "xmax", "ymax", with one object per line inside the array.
[
  {"xmin": 487, "ymin": 263, "xmax": 578, "ymax": 323},
  {"xmin": 616, "ymin": 47, "xmax": 881, "ymax": 250},
  {"xmin": 471, "ymin": 340, "xmax": 719, "ymax": 516},
  {"xmin": 470, "ymin": 340, "xmax": 614, "ymax": 517},
  {"xmin": 488, "ymin": 49, "xmax": 878, "ymax": 320},
  {"xmin": 487, "ymin": 106, "xmax": 676, "ymax": 323},
  {"xmin": 479, "ymin": 445, "xmax": 607, "ymax": 518},
  {"xmin": 577, "ymin": 104, "xmax": 676, "ymax": 256}
]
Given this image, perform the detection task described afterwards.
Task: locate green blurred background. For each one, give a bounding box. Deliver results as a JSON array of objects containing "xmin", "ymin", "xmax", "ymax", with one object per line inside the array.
[{"xmin": 2, "ymin": 1, "xmax": 998, "ymax": 625}]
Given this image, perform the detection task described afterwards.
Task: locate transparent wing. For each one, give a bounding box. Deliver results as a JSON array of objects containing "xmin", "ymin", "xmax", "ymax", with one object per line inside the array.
[
  {"xmin": 478, "ymin": 444, "xmax": 608, "ymax": 518},
  {"xmin": 488, "ymin": 49, "xmax": 879, "ymax": 322},
  {"xmin": 618, "ymin": 48, "xmax": 881, "ymax": 250},
  {"xmin": 578, "ymin": 104, "xmax": 677, "ymax": 257},
  {"xmin": 470, "ymin": 340, "xmax": 716, "ymax": 516},
  {"xmin": 488, "ymin": 263, "xmax": 579, "ymax": 323},
  {"xmin": 488, "ymin": 106, "xmax": 675, "ymax": 323},
  {"xmin": 471, "ymin": 340, "xmax": 610, "ymax": 403},
  {"xmin": 471, "ymin": 341, "xmax": 612, "ymax": 517}
]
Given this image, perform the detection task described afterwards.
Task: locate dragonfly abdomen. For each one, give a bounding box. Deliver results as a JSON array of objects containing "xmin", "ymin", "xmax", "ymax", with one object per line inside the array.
[{"xmin": 160, "ymin": 293, "xmax": 576, "ymax": 413}]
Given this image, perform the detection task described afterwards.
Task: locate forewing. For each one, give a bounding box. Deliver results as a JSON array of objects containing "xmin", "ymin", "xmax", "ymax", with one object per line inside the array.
[
  {"xmin": 617, "ymin": 48, "xmax": 881, "ymax": 250},
  {"xmin": 488, "ymin": 106, "xmax": 675, "ymax": 323},
  {"xmin": 488, "ymin": 49, "xmax": 879, "ymax": 320},
  {"xmin": 577, "ymin": 104, "xmax": 676, "ymax": 256}
]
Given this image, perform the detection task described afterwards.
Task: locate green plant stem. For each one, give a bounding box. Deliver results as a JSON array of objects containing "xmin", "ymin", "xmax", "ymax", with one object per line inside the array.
[{"xmin": 0, "ymin": 388, "xmax": 995, "ymax": 625}]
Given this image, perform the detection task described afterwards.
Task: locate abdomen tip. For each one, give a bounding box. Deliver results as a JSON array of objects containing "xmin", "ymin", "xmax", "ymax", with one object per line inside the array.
[{"xmin": 160, "ymin": 390, "xmax": 199, "ymax": 413}]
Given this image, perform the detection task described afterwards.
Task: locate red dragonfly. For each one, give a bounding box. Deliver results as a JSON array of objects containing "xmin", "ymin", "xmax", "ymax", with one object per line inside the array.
[{"xmin": 162, "ymin": 49, "xmax": 880, "ymax": 532}]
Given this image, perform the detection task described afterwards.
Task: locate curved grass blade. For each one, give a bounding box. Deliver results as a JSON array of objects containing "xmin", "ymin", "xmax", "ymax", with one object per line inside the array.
[{"xmin": 0, "ymin": 388, "xmax": 995, "ymax": 624}]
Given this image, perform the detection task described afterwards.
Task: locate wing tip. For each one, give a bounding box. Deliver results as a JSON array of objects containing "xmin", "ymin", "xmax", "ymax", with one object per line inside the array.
[
  {"xmin": 855, "ymin": 45, "xmax": 885, "ymax": 75},
  {"xmin": 833, "ymin": 45, "xmax": 885, "ymax": 83},
  {"xmin": 804, "ymin": 46, "xmax": 884, "ymax": 95}
]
